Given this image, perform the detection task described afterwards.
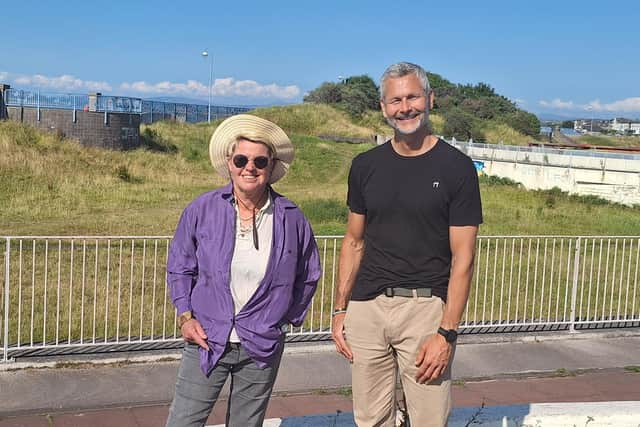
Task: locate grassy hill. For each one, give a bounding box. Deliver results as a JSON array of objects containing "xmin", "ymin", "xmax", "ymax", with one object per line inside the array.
[
  {"xmin": 569, "ymin": 133, "xmax": 640, "ymax": 148},
  {"xmin": 1, "ymin": 105, "xmax": 639, "ymax": 237}
]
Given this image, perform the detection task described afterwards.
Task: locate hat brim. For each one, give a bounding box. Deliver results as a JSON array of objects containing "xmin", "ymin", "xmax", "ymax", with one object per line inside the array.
[{"xmin": 209, "ymin": 114, "xmax": 295, "ymax": 184}]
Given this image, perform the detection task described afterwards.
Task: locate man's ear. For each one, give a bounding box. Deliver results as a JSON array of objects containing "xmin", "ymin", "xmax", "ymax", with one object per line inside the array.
[
  {"xmin": 380, "ymin": 100, "xmax": 388, "ymax": 118},
  {"xmin": 428, "ymin": 90, "xmax": 435, "ymax": 110}
]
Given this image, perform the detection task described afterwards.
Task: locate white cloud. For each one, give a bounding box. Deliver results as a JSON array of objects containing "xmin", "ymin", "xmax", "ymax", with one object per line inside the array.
[
  {"xmin": 2, "ymin": 71, "xmax": 300, "ymax": 101},
  {"xmin": 539, "ymin": 97, "xmax": 640, "ymax": 113},
  {"xmin": 588, "ymin": 97, "xmax": 640, "ymax": 113},
  {"xmin": 5, "ymin": 72, "xmax": 112, "ymax": 92},
  {"xmin": 120, "ymin": 77, "xmax": 300, "ymax": 99},
  {"xmin": 120, "ymin": 79, "xmax": 206, "ymax": 95},
  {"xmin": 538, "ymin": 98, "xmax": 577, "ymax": 110}
]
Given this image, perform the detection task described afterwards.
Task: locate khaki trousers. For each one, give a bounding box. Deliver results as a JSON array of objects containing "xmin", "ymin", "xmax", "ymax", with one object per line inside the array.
[{"xmin": 344, "ymin": 293, "xmax": 453, "ymax": 427}]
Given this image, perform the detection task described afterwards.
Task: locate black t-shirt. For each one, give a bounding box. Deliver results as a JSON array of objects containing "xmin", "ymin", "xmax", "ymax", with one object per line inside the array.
[{"xmin": 347, "ymin": 139, "xmax": 483, "ymax": 301}]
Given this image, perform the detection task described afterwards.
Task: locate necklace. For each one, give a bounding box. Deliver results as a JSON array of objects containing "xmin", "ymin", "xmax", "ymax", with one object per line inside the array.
[{"xmin": 234, "ymin": 189, "xmax": 268, "ymax": 250}]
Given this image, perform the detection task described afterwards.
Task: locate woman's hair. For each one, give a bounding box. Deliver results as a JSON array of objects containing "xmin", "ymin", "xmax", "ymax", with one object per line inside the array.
[
  {"xmin": 226, "ymin": 136, "xmax": 274, "ymax": 158},
  {"xmin": 379, "ymin": 62, "xmax": 431, "ymax": 100}
]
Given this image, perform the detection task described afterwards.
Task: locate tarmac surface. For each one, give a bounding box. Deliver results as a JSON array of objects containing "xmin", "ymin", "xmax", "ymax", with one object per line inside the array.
[{"xmin": 1, "ymin": 329, "xmax": 639, "ymax": 426}]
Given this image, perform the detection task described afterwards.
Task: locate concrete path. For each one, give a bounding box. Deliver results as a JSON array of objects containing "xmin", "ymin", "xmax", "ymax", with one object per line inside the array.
[{"xmin": 1, "ymin": 329, "xmax": 639, "ymax": 425}]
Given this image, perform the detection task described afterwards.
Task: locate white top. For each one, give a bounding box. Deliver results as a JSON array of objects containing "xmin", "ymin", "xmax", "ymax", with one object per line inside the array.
[{"xmin": 228, "ymin": 194, "xmax": 274, "ymax": 343}]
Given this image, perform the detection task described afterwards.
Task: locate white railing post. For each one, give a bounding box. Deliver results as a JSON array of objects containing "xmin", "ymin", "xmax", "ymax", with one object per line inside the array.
[
  {"xmin": 569, "ymin": 237, "xmax": 582, "ymax": 333},
  {"xmin": 3, "ymin": 238, "xmax": 10, "ymax": 363}
]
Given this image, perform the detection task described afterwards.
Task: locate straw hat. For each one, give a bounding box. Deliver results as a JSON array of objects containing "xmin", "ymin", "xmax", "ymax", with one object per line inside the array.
[{"xmin": 209, "ymin": 114, "xmax": 294, "ymax": 184}]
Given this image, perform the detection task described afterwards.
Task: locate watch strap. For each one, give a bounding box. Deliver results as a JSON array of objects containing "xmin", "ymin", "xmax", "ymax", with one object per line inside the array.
[
  {"xmin": 178, "ymin": 311, "xmax": 193, "ymax": 328},
  {"xmin": 437, "ymin": 327, "xmax": 457, "ymax": 343}
]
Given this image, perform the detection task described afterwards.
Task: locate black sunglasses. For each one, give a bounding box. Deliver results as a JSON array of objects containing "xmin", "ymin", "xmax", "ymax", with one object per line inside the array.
[{"xmin": 232, "ymin": 154, "xmax": 270, "ymax": 169}]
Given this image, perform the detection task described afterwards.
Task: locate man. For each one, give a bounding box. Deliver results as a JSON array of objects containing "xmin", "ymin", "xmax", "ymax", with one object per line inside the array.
[{"xmin": 331, "ymin": 62, "xmax": 482, "ymax": 427}]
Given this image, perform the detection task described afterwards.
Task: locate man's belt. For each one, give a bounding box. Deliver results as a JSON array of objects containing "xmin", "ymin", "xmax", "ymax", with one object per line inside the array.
[{"xmin": 384, "ymin": 287, "xmax": 432, "ymax": 298}]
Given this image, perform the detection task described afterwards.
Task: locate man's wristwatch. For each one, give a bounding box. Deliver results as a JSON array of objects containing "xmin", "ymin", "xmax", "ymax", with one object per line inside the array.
[
  {"xmin": 437, "ymin": 327, "xmax": 458, "ymax": 343},
  {"xmin": 178, "ymin": 311, "xmax": 193, "ymax": 328}
]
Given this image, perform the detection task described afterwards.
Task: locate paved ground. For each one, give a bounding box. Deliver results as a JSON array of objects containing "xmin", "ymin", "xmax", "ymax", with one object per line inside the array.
[{"xmin": 1, "ymin": 329, "xmax": 639, "ymax": 426}]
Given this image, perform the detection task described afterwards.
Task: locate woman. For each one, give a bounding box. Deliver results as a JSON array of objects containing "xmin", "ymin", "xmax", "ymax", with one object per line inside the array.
[{"xmin": 165, "ymin": 114, "xmax": 321, "ymax": 427}]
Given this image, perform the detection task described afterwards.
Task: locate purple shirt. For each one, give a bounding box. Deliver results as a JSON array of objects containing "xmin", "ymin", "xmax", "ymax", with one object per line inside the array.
[{"xmin": 167, "ymin": 183, "xmax": 321, "ymax": 375}]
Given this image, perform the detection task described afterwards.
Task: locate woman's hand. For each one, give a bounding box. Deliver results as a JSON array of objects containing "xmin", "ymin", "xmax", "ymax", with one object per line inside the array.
[{"xmin": 181, "ymin": 319, "xmax": 209, "ymax": 351}]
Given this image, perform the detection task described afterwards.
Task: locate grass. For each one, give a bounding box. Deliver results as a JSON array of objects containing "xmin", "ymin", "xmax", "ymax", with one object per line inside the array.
[
  {"xmin": 312, "ymin": 386, "xmax": 352, "ymax": 397},
  {"xmin": 481, "ymin": 121, "xmax": 533, "ymax": 146},
  {"xmin": 552, "ymin": 368, "xmax": 576, "ymax": 377},
  {"xmin": 249, "ymin": 103, "xmax": 381, "ymax": 138},
  {"xmin": 572, "ymin": 134, "xmax": 640, "ymax": 147},
  {"xmin": 2, "ymin": 112, "xmax": 639, "ymax": 351},
  {"xmin": 2, "ymin": 114, "xmax": 640, "ymax": 237}
]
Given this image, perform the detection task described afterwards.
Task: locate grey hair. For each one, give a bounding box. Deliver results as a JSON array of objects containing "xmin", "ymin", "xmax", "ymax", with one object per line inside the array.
[
  {"xmin": 379, "ymin": 62, "xmax": 431, "ymax": 100},
  {"xmin": 226, "ymin": 136, "xmax": 274, "ymax": 158}
]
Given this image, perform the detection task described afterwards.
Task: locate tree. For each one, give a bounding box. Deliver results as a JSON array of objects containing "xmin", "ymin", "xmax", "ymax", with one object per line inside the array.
[
  {"xmin": 304, "ymin": 75, "xmax": 379, "ymax": 117},
  {"xmin": 426, "ymin": 72, "xmax": 455, "ymax": 91},
  {"xmin": 303, "ymin": 82, "xmax": 343, "ymax": 104},
  {"xmin": 344, "ymin": 76, "xmax": 379, "ymax": 106},
  {"xmin": 443, "ymin": 107, "xmax": 484, "ymax": 141},
  {"xmin": 561, "ymin": 120, "xmax": 574, "ymax": 129},
  {"xmin": 503, "ymin": 111, "xmax": 541, "ymax": 137}
]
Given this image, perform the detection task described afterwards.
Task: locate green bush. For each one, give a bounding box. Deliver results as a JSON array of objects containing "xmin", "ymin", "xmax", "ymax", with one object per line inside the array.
[
  {"xmin": 442, "ymin": 107, "xmax": 484, "ymax": 141},
  {"xmin": 502, "ymin": 110, "xmax": 540, "ymax": 137},
  {"xmin": 140, "ymin": 127, "xmax": 178, "ymax": 153},
  {"xmin": 115, "ymin": 165, "xmax": 133, "ymax": 182},
  {"xmin": 479, "ymin": 175, "xmax": 521, "ymax": 187},
  {"xmin": 304, "ymin": 75, "xmax": 379, "ymax": 118}
]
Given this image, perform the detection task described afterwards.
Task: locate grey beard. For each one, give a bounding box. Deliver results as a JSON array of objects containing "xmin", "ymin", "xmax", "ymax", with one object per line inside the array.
[{"xmin": 385, "ymin": 113, "xmax": 431, "ymax": 136}]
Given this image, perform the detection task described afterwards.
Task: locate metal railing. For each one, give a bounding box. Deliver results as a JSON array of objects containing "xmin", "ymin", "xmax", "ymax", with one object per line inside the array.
[
  {"xmin": 2, "ymin": 88, "xmax": 251, "ymax": 123},
  {"xmin": 449, "ymin": 138, "xmax": 640, "ymax": 161},
  {"xmin": 140, "ymin": 101, "xmax": 252, "ymax": 124},
  {"xmin": 96, "ymin": 95, "xmax": 142, "ymax": 113},
  {"xmin": 2, "ymin": 235, "xmax": 639, "ymax": 363},
  {"xmin": 4, "ymin": 89, "xmax": 89, "ymax": 111}
]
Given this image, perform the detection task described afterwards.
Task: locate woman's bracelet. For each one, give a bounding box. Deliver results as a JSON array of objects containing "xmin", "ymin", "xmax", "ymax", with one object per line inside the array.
[{"xmin": 332, "ymin": 308, "xmax": 348, "ymax": 317}]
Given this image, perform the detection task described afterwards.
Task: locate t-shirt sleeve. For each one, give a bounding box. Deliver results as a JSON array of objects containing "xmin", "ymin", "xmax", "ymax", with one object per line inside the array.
[
  {"xmin": 449, "ymin": 158, "xmax": 483, "ymax": 226},
  {"xmin": 347, "ymin": 158, "xmax": 367, "ymax": 214}
]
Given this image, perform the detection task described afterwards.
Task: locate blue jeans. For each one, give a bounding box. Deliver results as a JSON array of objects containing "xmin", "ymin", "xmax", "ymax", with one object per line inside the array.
[{"xmin": 166, "ymin": 341, "xmax": 283, "ymax": 427}]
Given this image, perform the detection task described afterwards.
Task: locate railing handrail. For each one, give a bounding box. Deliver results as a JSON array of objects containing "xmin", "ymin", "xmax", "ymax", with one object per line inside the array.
[
  {"xmin": 449, "ymin": 139, "xmax": 640, "ymax": 161},
  {"xmin": 2, "ymin": 235, "xmax": 639, "ymax": 363},
  {"xmin": 3, "ymin": 88, "xmax": 252, "ymax": 118}
]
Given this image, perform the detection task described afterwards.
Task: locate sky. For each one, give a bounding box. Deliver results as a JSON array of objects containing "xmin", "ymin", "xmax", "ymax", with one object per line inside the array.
[{"xmin": 2, "ymin": 0, "xmax": 639, "ymax": 120}]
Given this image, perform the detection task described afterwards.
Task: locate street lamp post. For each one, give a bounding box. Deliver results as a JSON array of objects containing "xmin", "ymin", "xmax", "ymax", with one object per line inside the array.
[
  {"xmin": 201, "ymin": 50, "xmax": 213, "ymax": 123},
  {"xmin": 586, "ymin": 106, "xmax": 594, "ymax": 133}
]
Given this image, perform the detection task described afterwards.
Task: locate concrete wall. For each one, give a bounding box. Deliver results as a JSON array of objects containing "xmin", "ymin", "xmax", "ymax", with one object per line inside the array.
[
  {"xmin": 6, "ymin": 106, "xmax": 140, "ymax": 150},
  {"xmin": 454, "ymin": 142, "xmax": 640, "ymax": 205}
]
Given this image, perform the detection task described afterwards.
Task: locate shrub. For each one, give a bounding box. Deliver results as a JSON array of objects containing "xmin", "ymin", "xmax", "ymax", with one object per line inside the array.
[
  {"xmin": 442, "ymin": 108, "xmax": 484, "ymax": 141},
  {"xmin": 115, "ymin": 165, "xmax": 133, "ymax": 182},
  {"xmin": 140, "ymin": 127, "xmax": 178, "ymax": 153},
  {"xmin": 479, "ymin": 175, "xmax": 521, "ymax": 187}
]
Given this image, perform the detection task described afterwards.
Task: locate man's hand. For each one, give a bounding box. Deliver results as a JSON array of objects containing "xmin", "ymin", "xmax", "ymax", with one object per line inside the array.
[
  {"xmin": 181, "ymin": 319, "xmax": 209, "ymax": 351},
  {"xmin": 415, "ymin": 333, "xmax": 452, "ymax": 384},
  {"xmin": 331, "ymin": 313, "xmax": 353, "ymax": 362}
]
